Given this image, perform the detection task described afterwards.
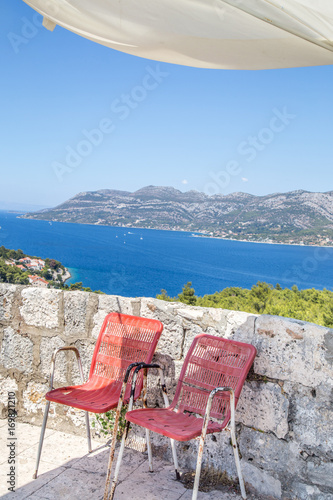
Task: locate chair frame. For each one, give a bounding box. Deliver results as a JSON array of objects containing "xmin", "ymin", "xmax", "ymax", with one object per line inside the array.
[
  {"xmin": 103, "ymin": 362, "xmax": 178, "ymax": 500},
  {"xmin": 33, "ymin": 313, "xmax": 163, "ymax": 480},
  {"xmin": 33, "ymin": 346, "xmax": 89, "ymax": 479},
  {"xmin": 106, "ymin": 334, "xmax": 255, "ymax": 500}
]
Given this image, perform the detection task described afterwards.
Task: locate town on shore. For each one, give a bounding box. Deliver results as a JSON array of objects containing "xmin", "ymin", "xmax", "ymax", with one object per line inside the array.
[{"xmin": 0, "ymin": 247, "xmax": 70, "ymax": 289}]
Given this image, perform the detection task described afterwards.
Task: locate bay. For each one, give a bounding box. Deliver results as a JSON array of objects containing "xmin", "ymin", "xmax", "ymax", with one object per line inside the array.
[{"xmin": 0, "ymin": 211, "xmax": 332, "ymax": 297}]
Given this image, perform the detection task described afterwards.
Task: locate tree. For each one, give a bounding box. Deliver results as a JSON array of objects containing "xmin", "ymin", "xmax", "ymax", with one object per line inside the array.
[
  {"xmin": 249, "ymin": 281, "xmax": 273, "ymax": 313},
  {"xmin": 178, "ymin": 282, "xmax": 197, "ymax": 305},
  {"xmin": 323, "ymin": 305, "xmax": 333, "ymax": 328},
  {"xmin": 69, "ymin": 282, "xmax": 84, "ymax": 290},
  {"xmin": 156, "ymin": 289, "xmax": 172, "ymax": 301}
]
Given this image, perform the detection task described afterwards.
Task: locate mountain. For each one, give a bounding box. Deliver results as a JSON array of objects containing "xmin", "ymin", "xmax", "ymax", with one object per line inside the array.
[{"xmin": 22, "ymin": 186, "xmax": 333, "ymax": 245}]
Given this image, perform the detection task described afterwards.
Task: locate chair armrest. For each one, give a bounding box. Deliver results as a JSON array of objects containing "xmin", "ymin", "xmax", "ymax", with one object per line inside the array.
[
  {"xmin": 200, "ymin": 386, "xmax": 236, "ymax": 441},
  {"xmin": 206, "ymin": 386, "xmax": 235, "ymax": 421},
  {"xmin": 48, "ymin": 346, "xmax": 84, "ymax": 391}
]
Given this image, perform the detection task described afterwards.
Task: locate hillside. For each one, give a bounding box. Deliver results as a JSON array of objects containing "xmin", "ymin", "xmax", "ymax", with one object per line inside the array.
[{"xmin": 22, "ymin": 186, "xmax": 333, "ymax": 245}]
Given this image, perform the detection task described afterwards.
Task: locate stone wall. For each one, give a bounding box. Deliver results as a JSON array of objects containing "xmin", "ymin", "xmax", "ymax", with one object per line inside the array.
[{"xmin": 0, "ymin": 283, "xmax": 332, "ymax": 499}]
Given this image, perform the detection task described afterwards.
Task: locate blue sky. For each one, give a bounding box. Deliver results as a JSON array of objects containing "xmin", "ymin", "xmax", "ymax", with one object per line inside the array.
[{"xmin": 1, "ymin": 1, "xmax": 333, "ymax": 209}]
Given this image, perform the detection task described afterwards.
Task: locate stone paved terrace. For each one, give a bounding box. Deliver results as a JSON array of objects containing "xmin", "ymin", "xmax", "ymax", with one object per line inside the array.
[{"xmin": 0, "ymin": 420, "xmax": 248, "ymax": 500}]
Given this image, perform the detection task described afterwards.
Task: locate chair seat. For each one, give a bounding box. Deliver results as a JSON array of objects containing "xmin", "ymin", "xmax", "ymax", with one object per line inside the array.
[
  {"xmin": 46, "ymin": 379, "xmax": 125, "ymax": 413},
  {"xmin": 126, "ymin": 407, "xmax": 223, "ymax": 441}
]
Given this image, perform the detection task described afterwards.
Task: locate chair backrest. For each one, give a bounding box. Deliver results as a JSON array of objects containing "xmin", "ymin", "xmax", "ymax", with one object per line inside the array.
[
  {"xmin": 171, "ymin": 334, "xmax": 256, "ymax": 427},
  {"xmin": 89, "ymin": 313, "xmax": 163, "ymax": 398}
]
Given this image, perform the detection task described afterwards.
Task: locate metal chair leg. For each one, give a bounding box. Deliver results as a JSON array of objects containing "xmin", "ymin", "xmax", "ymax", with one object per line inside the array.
[
  {"xmin": 33, "ymin": 400, "xmax": 50, "ymax": 479},
  {"xmin": 108, "ymin": 421, "xmax": 130, "ymax": 500},
  {"xmin": 228, "ymin": 389, "xmax": 246, "ymax": 499},
  {"xmin": 170, "ymin": 439, "xmax": 180, "ymax": 480},
  {"xmin": 103, "ymin": 392, "xmax": 127, "ymax": 500},
  {"xmin": 104, "ymin": 363, "xmax": 142, "ymax": 500},
  {"xmin": 146, "ymin": 429, "xmax": 153, "ymax": 472},
  {"xmin": 230, "ymin": 427, "xmax": 246, "ymax": 499},
  {"xmin": 85, "ymin": 411, "xmax": 92, "ymax": 453},
  {"xmin": 192, "ymin": 431, "xmax": 206, "ymax": 500}
]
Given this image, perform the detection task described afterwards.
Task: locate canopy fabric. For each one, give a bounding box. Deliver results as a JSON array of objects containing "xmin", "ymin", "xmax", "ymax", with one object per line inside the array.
[{"xmin": 23, "ymin": 0, "xmax": 333, "ymax": 69}]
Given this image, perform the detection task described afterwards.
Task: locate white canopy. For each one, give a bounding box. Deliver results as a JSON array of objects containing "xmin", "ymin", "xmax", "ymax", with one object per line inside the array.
[{"xmin": 23, "ymin": 0, "xmax": 333, "ymax": 69}]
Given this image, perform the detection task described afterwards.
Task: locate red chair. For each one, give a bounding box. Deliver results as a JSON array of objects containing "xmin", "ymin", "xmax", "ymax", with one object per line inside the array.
[
  {"xmin": 33, "ymin": 312, "xmax": 163, "ymax": 479},
  {"xmin": 106, "ymin": 334, "xmax": 256, "ymax": 500}
]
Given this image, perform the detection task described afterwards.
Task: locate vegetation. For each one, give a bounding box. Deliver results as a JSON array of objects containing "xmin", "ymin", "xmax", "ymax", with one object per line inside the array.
[
  {"xmin": 62, "ymin": 281, "xmax": 104, "ymax": 294},
  {"xmin": 0, "ymin": 246, "xmax": 104, "ymax": 293},
  {"xmin": 91, "ymin": 405, "xmax": 128, "ymax": 439},
  {"xmin": 0, "ymin": 246, "xmax": 29, "ymax": 285},
  {"xmin": 157, "ymin": 281, "xmax": 333, "ymax": 328},
  {"xmin": 0, "ymin": 261, "xmax": 29, "ymax": 285}
]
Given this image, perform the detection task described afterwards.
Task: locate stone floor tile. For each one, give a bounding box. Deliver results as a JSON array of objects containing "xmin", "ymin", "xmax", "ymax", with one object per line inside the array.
[
  {"xmin": 113, "ymin": 478, "xmax": 185, "ymax": 500},
  {"xmin": 179, "ymin": 489, "xmax": 241, "ymax": 499},
  {"xmin": 28, "ymin": 468, "xmax": 105, "ymax": 500},
  {"xmin": 72, "ymin": 443, "xmax": 147, "ymax": 480},
  {"xmin": 0, "ymin": 466, "xmax": 66, "ymax": 500},
  {"xmin": 128, "ymin": 458, "xmax": 186, "ymax": 493},
  {"xmin": 17, "ymin": 430, "xmax": 99, "ymax": 468},
  {"xmin": 0, "ymin": 425, "xmax": 56, "ymax": 466}
]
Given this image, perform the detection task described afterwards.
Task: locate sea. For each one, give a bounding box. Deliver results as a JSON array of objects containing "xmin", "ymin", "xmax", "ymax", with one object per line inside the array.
[{"xmin": 0, "ymin": 211, "xmax": 332, "ymax": 297}]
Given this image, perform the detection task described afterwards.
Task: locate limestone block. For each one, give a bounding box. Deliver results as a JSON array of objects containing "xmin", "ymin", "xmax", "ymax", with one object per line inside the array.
[
  {"xmin": 182, "ymin": 309, "xmax": 255, "ymax": 358},
  {"xmin": 72, "ymin": 339, "xmax": 96, "ymax": 384},
  {"xmin": 237, "ymin": 381, "xmax": 289, "ymax": 439},
  {"xmin": 91, "ymin": 294, "xmax": 133, "ymax": 338},
  {"xmin": 23, "ymin": 381, "xmax": 56, "ymax": 417},
  {"xmin": 145, "ymin": 352, "xmax": 178, "ymax": 407},
  {"xmin": 155, "ymin": 321, "xmax": 184, "ymax": 360},
  {"xmin": 40, "ymin": 336, "xmax": 67, "ymax": 384},
  {"xmin": 290, "ymin": 482, "xmax": 331, "ymax": 500},
  {"xmin": 0, "ymin": 376, "xmax": 18, "ymax": 404},
  {"xmin": 181, "ymin": 322, "xmax": 207, "ymax": 358},
  {"xmin": 284, "ymin": 382, "xmax": 333, "ymax": 459},
  {"xmin": 176, "ymin": 306, "xmax": 205, "ymax": 324},
  {"xmin": 63, "ymin": 291, "xmax": 89, "ymax": 337},
  {"xmin": 324, "ymin": 329, "xmax": 333, "ymax": 365},
  {"xmin": 239, "ymin": 427, "xmax": 304, "ymax": 478},
  {"xmin": 306, "ymin": 461, "xmax": 333, "ymax": 490},
  {"xmin": 250, "ymin": 315, "xmax": 332, "ymax": 387},
  {"xmin": 204, "ymin": 306, "xmax": 229, "ymax": 326},
  {"xmin": 195, "ymin": 431, "xmax": 238, "ymax": 478},
  {"xmin": 224, "ymin": 310, "xmax": 257, "ymax": 339},
  {"xmin": 175, "ymin": 303, "xmax": 227, "ymax": 331},
  {"xmin": 66, "ymin": 406, "xmax": 87, "ymax": 427},
  {"xmin": 20, "ymin": 287, "xmax": 61, "ymax": 329},
  {"xmin": 0, "ymin": 327, "xmax": 33, "ymax": 373},
  {"xmin": 0, "ymin": 376, "xmax": 18, "ymax": 417},
  {"xmin": 150, "ymin": 428, "xmax": 238, "ymax": 478},
  {"xmin": 242, "ymin": 461, "xmax": 282, "ymax": 499},
  {"xmin": 140, "ymin": 298, "xmax": 184, "ymax": 359},
  {"xmin": 0, "ymin": 283, "xmax": 16, "ymax": 321}
]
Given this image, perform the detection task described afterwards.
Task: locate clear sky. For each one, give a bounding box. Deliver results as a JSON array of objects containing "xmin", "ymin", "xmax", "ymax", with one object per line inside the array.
[{"xmin": 1, "ymin": 1, "xmax": 333, "ymax": 209}]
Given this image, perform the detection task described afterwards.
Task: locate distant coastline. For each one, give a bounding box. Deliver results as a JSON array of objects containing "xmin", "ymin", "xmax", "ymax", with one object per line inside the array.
[
  {"xmin": 63, "ymin": 268, "xmax": 72, "ymax": 283},
  {"xmin": 190, "ymin": 232, "xmax": 333, "ymax": 248},
  {"xmin": 18, "ymin": 215, "xmax": 333, "ymax": 249},
  {"xmin": 21, "ymin": 186, "xmax": 333, "ymax": 248}
]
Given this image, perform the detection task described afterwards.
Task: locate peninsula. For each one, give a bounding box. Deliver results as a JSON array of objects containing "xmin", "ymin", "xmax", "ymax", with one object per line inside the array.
[{"xmin": 22, "ymin": 186, "xmax": 333, "ymax": 246}]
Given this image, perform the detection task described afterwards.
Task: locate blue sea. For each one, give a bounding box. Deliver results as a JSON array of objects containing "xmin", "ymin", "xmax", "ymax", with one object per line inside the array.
[{"xmin": 0, "ymin": 211, "xmax": 332, "ymax": 297}]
